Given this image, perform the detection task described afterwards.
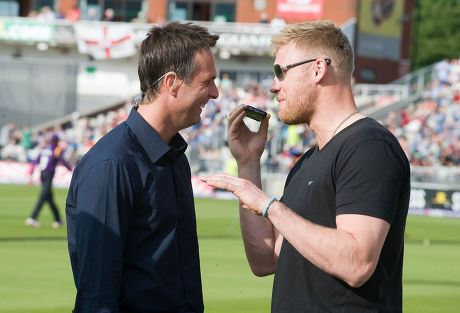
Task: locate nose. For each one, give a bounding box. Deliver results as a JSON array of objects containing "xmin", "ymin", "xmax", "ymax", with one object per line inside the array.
[
  {"xmin": 269, "ymin": 78, "xmax": 280, "ymax": 94},
  {"xmin": 209, "ymin": 80, "xmax": 219, "ymax": 99}
]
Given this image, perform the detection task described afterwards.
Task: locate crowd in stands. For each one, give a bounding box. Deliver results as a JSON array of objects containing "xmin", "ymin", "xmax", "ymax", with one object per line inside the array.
[
  {"xmin": 1, "ymin": 58, "xmax": 460, "ymax": 173},
  {"xmin": 382, "ymin": 57, "xmax": 460, "ymax": 167},
  {"xmin": 26, "ymin": 5, "xmax": 140, "ymax": 23},
  {"xmin": 24, "ymin": 6, "xmax": 285, "ymax": 27}
]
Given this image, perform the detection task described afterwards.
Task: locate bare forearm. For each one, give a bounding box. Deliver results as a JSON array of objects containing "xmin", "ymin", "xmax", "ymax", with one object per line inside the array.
[{"xmin": 238, "ymin": 163, "xmax": 278, "ymax": 276}]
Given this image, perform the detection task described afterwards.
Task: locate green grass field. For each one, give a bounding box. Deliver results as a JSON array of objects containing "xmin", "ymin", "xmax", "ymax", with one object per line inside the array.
[{"xmin": 0, "ymin": 184, "xmax": 459, "ymax": 313}]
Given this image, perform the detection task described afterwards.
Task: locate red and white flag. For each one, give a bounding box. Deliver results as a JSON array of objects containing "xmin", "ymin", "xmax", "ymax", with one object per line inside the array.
[{"xmin": 74, "ymin": 22, "xmax": 136, "ymax": 59}]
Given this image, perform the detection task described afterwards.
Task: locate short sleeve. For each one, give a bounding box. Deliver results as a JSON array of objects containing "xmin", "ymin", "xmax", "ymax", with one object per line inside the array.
[{"xmin": 335, "ymin": 139, "xmax": 408, "ymax": 224}]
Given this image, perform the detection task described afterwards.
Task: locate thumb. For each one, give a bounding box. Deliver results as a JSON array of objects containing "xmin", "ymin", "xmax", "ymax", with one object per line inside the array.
[{"xmin": 258, "ymin": 113, "xmax": 271, "ymax": 136}]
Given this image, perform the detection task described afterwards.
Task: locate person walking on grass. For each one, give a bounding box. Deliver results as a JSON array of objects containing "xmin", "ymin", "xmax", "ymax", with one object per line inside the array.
[{"xmin": 26, "ymin": 134, "xmax": 72, "ymax": 228}]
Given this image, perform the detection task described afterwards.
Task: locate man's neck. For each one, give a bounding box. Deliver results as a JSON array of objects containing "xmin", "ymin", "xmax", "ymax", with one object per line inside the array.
[
  {"xmin": 136, "ymin": 101, "xmax": 177, "ymax": 144},
  {"xmin": 309, "ymin": 87, "xmax": 359, "ymax": 149}
]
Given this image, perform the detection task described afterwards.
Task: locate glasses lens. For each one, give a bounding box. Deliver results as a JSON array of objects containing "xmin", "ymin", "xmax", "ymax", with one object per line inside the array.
[{"xmin": 273, "ymin": 64, "xmax": 284, "ymax": 81}]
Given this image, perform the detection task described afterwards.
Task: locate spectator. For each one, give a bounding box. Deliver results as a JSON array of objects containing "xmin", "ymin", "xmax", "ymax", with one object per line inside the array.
[
  {"xmin": 86, "ymin": 7, "xmax": 99, "ymax": 21},
  {"xmin": 103, "ymin": 7, "xmax": 114, "ymax": 21},
  {"xmin": 1, "ymin": 136, "xmax": 26, "ymax": 162},
  {"xmin": 27, "ymin": 10, "xmax": 37, "ymax": 18},
  {"xmin": 259, "ymin": 12, "xmax": 269, "ymax": 24},
  {"xmin": 37, "ymin": 6, "xmax": 55, "ymax": 21},
  {"xmin": 220, "ymin": 72, "xmax": 233, "ymax": 91},
  {"xmin": 66, "ymin": 5, "xmax": 81, "ymax": 23},
  {"xmin": 0, "ymin": 122, "xmax": 16, "ymax": 149}
]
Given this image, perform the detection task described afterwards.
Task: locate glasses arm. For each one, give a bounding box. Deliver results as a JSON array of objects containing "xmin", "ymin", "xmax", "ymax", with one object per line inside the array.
[{"xmin": 281, "ymin": 58, "xmax": 331, "ymax": 70}]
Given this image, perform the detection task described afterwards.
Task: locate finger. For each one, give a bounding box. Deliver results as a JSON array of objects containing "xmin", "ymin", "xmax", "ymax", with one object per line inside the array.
[
  {"xmin": 231, "ymin": 109, "xmax": 246, "ymax": 128},
  {"xmin": 227, "ymin": 105, "xmax": 246, "ymax": 128},
  {"xmin": 227, "ymin": 104, "xmax": 245, "ymax": 125},
  {"xmin": 258, "ymin": 113, "xmax": 271, "ymax": 137},
  {"xmin": 201, "ymin": 173, "xmax": 234, "ymax": 181},
  {"xmin": 201, "ymin": 174, "xmax": 241, "ymax": 192},
  {"xmin": 204, "ymin": 173, "xmax": 244, "ymax": 186}
]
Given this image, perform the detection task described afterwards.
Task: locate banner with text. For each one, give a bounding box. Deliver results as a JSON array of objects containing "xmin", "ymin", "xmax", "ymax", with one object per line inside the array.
[
  {"xmin": 276, "ymin": 0, "xmax": 323, "ymax": 20},
  {"xmin": 409, "ymin": 188, "xmax": 460, "ymax": 218},
  {"xmin": 0, "ymin": 18, "xmax": 55, "ymax": 42}
]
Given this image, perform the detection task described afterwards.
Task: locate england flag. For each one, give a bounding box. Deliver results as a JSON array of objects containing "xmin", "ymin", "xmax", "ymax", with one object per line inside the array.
[{"xmin": 74, "ymin": 22, "xmax": 136, "ymax": 59}]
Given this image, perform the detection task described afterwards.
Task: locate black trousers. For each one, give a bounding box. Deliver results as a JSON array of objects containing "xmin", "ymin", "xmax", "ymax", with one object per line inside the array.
[{"xmin": 30, "ymin": 172, "xmax": 61, "ymax": 222}]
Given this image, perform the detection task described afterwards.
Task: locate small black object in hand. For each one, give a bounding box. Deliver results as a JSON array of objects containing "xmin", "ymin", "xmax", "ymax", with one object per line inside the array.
[{"xmin": 244, "ymin": 105, "xmax": 267, "ymax": 122}]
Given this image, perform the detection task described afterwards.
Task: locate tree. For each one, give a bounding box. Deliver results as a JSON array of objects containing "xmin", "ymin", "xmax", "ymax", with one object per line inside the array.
[{"xmin": 412, "ymin": 0, "xmax": 460, "ymax": 70}]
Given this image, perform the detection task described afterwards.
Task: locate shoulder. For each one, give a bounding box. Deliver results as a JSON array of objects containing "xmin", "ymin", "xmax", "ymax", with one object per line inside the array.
[
  {"xmin": 346, "ymin": 117, "xmax": 395, "ymax": 142},
  {"xmin": 76, "ymin": 122, "xmax": 141, "ymax": 172},
  {"xmin": 335, "ymin": 117, "xmax": 410, "ymax": 177},
  {"xmin": 340, "ymin": 117, "xmax": 406, "ymax": 158}
]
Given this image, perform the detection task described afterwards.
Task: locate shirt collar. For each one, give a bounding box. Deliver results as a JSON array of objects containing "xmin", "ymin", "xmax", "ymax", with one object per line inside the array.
[{"xmin": 126, "ymin": 107, "xmax": 187, "ymax": 163}]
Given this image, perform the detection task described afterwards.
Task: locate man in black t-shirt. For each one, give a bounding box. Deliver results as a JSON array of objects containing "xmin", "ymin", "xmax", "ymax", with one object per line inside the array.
[{"xmin": 203, "ymin": 20, "xmax": 410, "ymax": 313}]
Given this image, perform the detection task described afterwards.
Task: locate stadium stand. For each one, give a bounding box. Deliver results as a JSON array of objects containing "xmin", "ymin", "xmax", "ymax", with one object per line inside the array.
[
  {"xmin": 2, "ymin": 56, "xmax": 460, "ymax": 216},
  {"xmin": 1, "ymin": 57, "xmax": 460, "ymax": 171}
]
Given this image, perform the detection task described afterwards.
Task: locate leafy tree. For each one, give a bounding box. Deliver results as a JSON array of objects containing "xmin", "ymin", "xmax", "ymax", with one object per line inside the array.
[{"xmin": 411, "ymin": 0, "xmax": 460, "ymax": 70}]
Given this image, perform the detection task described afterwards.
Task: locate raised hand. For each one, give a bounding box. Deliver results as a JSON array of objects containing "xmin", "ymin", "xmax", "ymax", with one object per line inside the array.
[{"xmin": 227, "ymin": 104, "xmax": 270, "ymax": 166}]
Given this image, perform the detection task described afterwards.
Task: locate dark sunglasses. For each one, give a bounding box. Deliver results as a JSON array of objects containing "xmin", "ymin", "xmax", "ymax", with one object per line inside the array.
[{"xmin": 273, "ymin": 58, "xmax": 331, "ymax": 81}]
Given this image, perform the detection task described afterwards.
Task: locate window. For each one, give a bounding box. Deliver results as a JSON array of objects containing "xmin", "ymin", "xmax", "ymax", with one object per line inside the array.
[
  {"xmin": 192, "ymin": 2, "xmax": 210, "ymax": 21},
  {"xmin": 168, "ymin": 1, "xmax": 189, "ymax": 21},
  {"xmin": 168, "ymin": 1, "xmax": 235, "ymax": 22},
  {"xmin": 214, "ymin": 3, "xmax": 235, "ymax": 22},
  {"xmin": 361, "ymin": 68, "xmax": 376, "ymax": 82},
  {"xmin": 0, "ymin": 0, "xmax": 20, "ymax": 16},
  {"xmin": 33, "ymin": 0, "xmax": 54, "ymax": 11},
  {"xmin": 82, "ymin": 0, "xmax": 144, "ymax": 22}
]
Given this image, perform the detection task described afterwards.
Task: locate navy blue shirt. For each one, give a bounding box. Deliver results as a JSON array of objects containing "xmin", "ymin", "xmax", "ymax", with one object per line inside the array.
[{"xmin": 66, "ymin": 108, "xmax": 203, "ymax": 313}]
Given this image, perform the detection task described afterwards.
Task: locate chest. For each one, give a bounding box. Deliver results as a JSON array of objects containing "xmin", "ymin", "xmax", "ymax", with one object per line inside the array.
[
  {"xmin": 133, "ymin": 157, "xmax": 195, "ymax": 229},
  {"xmin": 281, "ymin": 150, "xmax": 338, "ymax": 227}
]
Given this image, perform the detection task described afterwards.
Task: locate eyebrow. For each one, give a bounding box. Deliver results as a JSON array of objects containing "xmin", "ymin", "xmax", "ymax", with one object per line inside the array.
[{"xmin": 205, "ymin": 75, "xmax": 216, "ymax": 83}]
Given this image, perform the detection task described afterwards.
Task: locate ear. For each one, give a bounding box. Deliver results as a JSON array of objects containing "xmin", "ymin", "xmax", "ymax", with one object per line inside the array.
[
  {"xmin": 164, "ymin": 72, "xmax": 181, "ymax": 96},
  {"xmin": 312, "ymin": 58, "xmax": 328, "ymax": 83}
]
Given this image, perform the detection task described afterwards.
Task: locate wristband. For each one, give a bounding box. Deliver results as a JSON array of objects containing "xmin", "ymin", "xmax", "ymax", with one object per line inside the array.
[{"xmin": 262, "ymin": 196, "xmax": 277, "ymax": 218}]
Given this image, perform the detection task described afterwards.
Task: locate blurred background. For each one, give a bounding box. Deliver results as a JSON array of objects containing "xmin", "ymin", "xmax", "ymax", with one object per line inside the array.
[
  {"xmin": 1, "ymin": 0, "xmax": 459, "ymax": 214},
  {"xmin": 0, "ymin": 1, "xmax": 460, "ymax": 312}
]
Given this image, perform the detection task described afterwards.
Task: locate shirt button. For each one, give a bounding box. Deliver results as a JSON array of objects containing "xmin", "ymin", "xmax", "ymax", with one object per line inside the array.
[
  {"xmin": 179, "ymin": 231, "xmax": 184, "ymax": 236},
  {"xmin": 183, "ymin": 265, "xmax": 187, "ymax": 271}
]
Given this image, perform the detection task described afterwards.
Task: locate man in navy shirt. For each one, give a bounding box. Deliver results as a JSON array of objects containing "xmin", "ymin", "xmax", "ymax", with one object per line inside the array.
[
  {"xmin": 26, "ymin": 134, "xmax": 72, "ymax": 228},
  {"xmin": 66, "ymin": 22, "xmax": 219, "ymax": 313}
]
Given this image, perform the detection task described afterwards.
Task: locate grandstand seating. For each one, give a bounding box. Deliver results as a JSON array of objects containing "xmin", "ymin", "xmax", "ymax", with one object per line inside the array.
[{"xmin": 1, "ymin": 57, "xmax": 460, "ymax": 178}]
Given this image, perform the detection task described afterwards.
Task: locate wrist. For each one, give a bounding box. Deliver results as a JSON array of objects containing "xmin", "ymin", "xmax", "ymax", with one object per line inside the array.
[
  {"xmin": 237, "ymin": 159, "xmax": 260, "ymax": 169},
  {"xmin": 237, "ymin": 161, "xmax": 260, "ymax": 175},
  {"xmin": 262, "ymin": 196, "xmax": 277, "ymax": 218}
]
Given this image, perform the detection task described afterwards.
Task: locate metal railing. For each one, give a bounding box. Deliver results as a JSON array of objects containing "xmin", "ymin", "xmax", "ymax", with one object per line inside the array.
[
  {"xmin": 355, "ymin": 64, "xmax": 437, "ymax": 119},
  {"xmin": 411, "ymin": 166, "xmax": 460, "ymax": 189},
  {"xmin": 353, "ymin": 83, "xmax": 410, "ymax": 111}
]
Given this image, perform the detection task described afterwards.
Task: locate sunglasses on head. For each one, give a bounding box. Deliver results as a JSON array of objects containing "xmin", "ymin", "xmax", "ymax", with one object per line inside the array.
[{"xmin": 273, "ymin": 58, "xmax": 331, "ymax": 81}]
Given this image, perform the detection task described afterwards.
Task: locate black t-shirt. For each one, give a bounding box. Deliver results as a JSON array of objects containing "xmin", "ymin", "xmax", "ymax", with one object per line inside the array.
[{"xmin": 271, "ymin": 117, "xmax": 410, "ymax": 313}]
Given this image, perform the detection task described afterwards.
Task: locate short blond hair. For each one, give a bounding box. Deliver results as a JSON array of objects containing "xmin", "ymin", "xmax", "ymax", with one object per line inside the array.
[{"xmin": 271, "ymin": 20, "xmax": 354, "ymax": 80}]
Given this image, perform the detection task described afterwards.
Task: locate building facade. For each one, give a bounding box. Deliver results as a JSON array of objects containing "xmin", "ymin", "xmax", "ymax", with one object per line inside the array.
[
  {"xmin": 1, "ymin": 0, "xmax": 414, "ymax": 84},
  {"xmin": 0, "ymin": 0, "xmax": 415, "ymax": 128}
]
